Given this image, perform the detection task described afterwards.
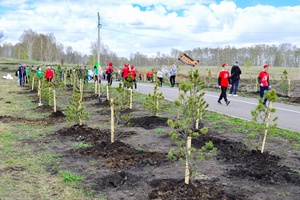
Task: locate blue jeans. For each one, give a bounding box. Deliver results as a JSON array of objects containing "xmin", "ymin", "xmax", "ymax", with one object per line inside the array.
[
  {"xmin": 18, "ymin": 76, "xmax": 25, "ymax": 86},
  {"xmin": 260, "ymin": 86, "xmax": 270, "ymax": 104},
  {"xmin": 230, "ymin": 79, "xmax": 239, "ymax": 94}
]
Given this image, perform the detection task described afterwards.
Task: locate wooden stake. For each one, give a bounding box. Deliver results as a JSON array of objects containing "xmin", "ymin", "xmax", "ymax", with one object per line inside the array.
[
  {"xmin": 38, "ymin": 80, "xmax": 41, "ymax": 96},
  {"xmin": 130, "ymin": 89, "xmax": 133, "ymax": 109},
  {"xmin": 185, "ymin": 136, "xmax": 192, "ymax": 184},
  {"xmin": 80, "ymin": 80, "xmax": 83, "ymax": 102},
  {"xmin": 31, "ymin": 77, "xmax": 35, "ymax": 91},
  {"xmin": 98, "ymin": 81, "xmax": 101, "ymax": 97},
  {"xmin": 53, "ymin": 90, "xmax": 56, "ymax": 112},
  {"xmin": 110, "ymin": 98, "xmax": 115, "ymax": 143},
  {"xmin": 79, "ymin": 81, "xmax": 83, "ymax": 126},
  {"xmin": 94, "ymin": 80, "xmax": 97, "ymax": 94},
  {"xmin": 38, "ymin": 80, "xmax": 42, "ymax": 106},
  {"xmin": 261, "ymin": 102, "xmax": 272, "ymax": 153},
  {"xmin": 106, "ymin": 85, "xmax": 109, "ymax": 100}
]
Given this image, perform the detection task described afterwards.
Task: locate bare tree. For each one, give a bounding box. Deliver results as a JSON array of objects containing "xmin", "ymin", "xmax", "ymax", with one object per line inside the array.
[
  {"xmin": 44, "ymin": 33, "xmax": 56, "ymax": 62},
  {"xmin": 19, "ymin": 29, "xmax": 38, "ymax": 60}
]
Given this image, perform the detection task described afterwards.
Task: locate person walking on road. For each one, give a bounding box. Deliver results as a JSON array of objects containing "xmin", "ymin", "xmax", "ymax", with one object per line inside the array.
[
  {"xmin": 229, "ymin": 61, "xmax": 242, "ymax": 96},
  {"xmin": 217, "ymin": 63, "xmax": 231, "ymax": 105},
  {"xmin": 157, "ymin": 69, "xmax": 163, "ymax": 87},
  {"xmin": 258, "ymin": 64, "xmax": 271, "ymax": 106},
  {"xmin": 169, "ymin": 63, "xmax": 177, "ymax": 87}
]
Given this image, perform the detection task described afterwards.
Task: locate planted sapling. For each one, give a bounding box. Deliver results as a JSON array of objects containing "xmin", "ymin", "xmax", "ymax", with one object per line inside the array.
[
  {"xmin": 65, "ymin": 81, "xmax": 90, "ymax": 126},
  {"xmin": 143, "ymin": 82, "xmax": 164, "ymax": 116},
  {"xmin": 168, "ymin": 69, "xmax": 215, "ymax": 185},
  {"xmin": 251, "ymin": 89, "xmax": 278, "ymax": 153}
]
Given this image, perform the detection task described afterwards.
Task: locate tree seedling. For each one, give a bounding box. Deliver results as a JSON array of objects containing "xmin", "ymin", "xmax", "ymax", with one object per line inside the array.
[
  {"xmin": 143, "ymin": 82, "xmax": 164, "ymax": 116},
  {"xmin": 251, "ymin": 89, "xmax": 278, "ymax": 153},
  {"xmin": 168, "ymin": 69, "xmax": 215, "ymax": 185},
  {"xmin": 65, "ymin": 81, "xmax": 90, "ymax": 126},
  {"xmin": 109, "ymin": 83, "xmax": 133, "ymax": 143}
]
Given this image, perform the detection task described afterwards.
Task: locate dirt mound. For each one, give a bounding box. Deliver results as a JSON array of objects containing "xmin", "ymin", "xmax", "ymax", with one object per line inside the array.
[
  {"xmin": 75, "ymin": 140, "xmax": 168, "ymax": 168},
  {"xmin": 193, "ymin": 134, "xmax": 300, "ymax": 186},
  {"xmin": 128, "ymin": 115, "xmax": 169, "ymax": 129},
  {"xmin": 149, "ymin": 179, "xmax": 247, "ymax": 200}
]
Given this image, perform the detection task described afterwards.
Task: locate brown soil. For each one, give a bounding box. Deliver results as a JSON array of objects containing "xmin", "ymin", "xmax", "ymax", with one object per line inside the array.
[{"xmin": 1, "ymin": 87, "xmax": 299, "ymax": 200}]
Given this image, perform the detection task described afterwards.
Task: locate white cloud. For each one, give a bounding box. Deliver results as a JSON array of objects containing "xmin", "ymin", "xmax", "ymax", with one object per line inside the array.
[{"xmin": 0, "ymin": 0, "xmax": 300, "ymax": 58}]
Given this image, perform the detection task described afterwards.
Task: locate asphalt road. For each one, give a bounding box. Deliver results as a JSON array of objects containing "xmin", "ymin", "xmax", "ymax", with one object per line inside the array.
[{"xmin": 108, "ymin": 81, "xmax": 300, "ymax": 133}]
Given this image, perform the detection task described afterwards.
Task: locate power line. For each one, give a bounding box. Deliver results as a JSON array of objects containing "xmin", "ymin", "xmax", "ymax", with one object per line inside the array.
[{"xmin": 101, "ymin": 27, "xmax": 300, "ymax": 44}]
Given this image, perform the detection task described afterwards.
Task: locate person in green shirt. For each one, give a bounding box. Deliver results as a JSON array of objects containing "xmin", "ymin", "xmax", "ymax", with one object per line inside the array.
[
  {"xmin": 26, "ymin": 65, "xmax": 31, "ymax": 83},
  {"xmin": 93, "ymin": 66, "xmax": 99, "ymax": 82},
  {"xmin": 36, "ymin": 66, "xmax": 43, "ymax": 79}
]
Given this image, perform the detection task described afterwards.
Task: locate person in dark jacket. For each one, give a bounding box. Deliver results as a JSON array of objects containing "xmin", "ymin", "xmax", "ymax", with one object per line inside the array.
[
  {"xmin": 229, "ymin": 61, "xmax": 242, "ymax": 96},
  {"xmin": 18, "ymin": 64, "xmax": 27, "ymax": 86}
]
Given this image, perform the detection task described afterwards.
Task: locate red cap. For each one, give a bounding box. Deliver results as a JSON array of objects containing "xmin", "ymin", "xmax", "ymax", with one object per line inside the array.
[
  {"xmin": 108, "ymin": 62, "xmax": 113, "ymax": 66},
  {"xmin": 263, "ymin": 64, "xmax": 269, "ymax": 68},
  {"xmin": 222, "ymin": 63, "xmax": 227, "ymax": 67}
]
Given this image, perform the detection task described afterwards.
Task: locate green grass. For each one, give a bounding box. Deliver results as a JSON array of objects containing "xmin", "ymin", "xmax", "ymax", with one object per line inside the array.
[
  {"xmin": 72, "ymin": 142, "xmax": 92, "ymax": 148},
  {"xmin": 59, "ymin": 170, "xmax": 85, "ymax": 183},
  {"xmin": 204, "ymin": 111, "xmax": 300, "ymax": 146},
  {"xmin": 136, "ymin": 147, "xmax": 143, "ymax": 151},
  {"xmin": 154, "ymin": 128, "xmax": 166, "ymax": 134}
]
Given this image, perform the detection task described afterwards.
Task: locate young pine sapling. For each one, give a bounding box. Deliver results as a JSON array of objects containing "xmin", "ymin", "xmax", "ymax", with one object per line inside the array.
[
  {"xmin": 65, "ymin": 81, "xmax": 90, "ymax": 126},
  {"xmin": 143, "ymin": 82, "xmax": 164, "ymax": 116},
  {"xmin": 108, "ymin": 83, "xmax": 133, "ymax": 143},
  {"xmin": 251, "ymin": 89, "xmax": 278, "ymax": 153},
  {"xmin": 168, "ymin": 69, "xmax": 215, "ymax": 185}
]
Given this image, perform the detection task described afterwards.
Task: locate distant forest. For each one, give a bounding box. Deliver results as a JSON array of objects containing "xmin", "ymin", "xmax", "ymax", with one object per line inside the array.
[{"xmin": 1, "ymin": 29, "xmax": 300, "ymax": 68}]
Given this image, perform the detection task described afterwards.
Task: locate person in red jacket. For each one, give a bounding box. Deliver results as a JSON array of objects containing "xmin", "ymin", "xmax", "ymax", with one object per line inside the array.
[
  {"xmin": 139, "ymin": 72, "xmax": 143, "ymax": 81},
  {"xmin": 258, "ymin": 64, "xmax": 271, "ymax": 105},
  {"xmin": 106, "ymin": 62, "xmax": 114, "ymax": 85},
  {"xmin": 129, "ymin": 65, "xmax": 137, "ymax": 89},
  {"xmin": 45, "ymin": 66, "xmax": 54, "ymax": 83},
  {"xmin": 217, "ymin": 63, "xmax": 231, "ymax": 105},
  {"xmin": 146, "ymin": 71, "xmax": 153, "ymax": 81},
  {"xmin": 122, "ymin": 64, "xmax": 129, "ymax": 81}
]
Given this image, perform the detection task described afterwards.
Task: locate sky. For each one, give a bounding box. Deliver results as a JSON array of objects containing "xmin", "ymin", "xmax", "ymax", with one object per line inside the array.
[{"xmin": 0, "ymin": 0, "xmax": 300, "ymax": 59}]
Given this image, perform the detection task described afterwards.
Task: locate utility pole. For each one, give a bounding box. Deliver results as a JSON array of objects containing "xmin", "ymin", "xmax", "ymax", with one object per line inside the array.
[{"xmin": 97, "ymin": 12, "xmax": 101, "ymax": 67}]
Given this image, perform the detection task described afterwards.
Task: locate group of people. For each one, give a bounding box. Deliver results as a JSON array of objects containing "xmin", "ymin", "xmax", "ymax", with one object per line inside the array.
[
  {"xmin": 156, "ymin": 63, "xmax": 178, "ymax": 87},
  {"xmin": 217, "ymin": 61, "xmax": 270, "ymax": 106},
  {"xmin": 120, "ymin": 63, "xmax": 137, "ymax": 89},
  {"xmin": 103, "ymin": 62, "xmax": 179, "ymax": 89},
  {"xmin": 103, "ymin": 62, "xmax": 137, "ymax": 89},
  {"xmin": 17, "ymin": 64, "xmax": 55, "ymax": 86}
]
